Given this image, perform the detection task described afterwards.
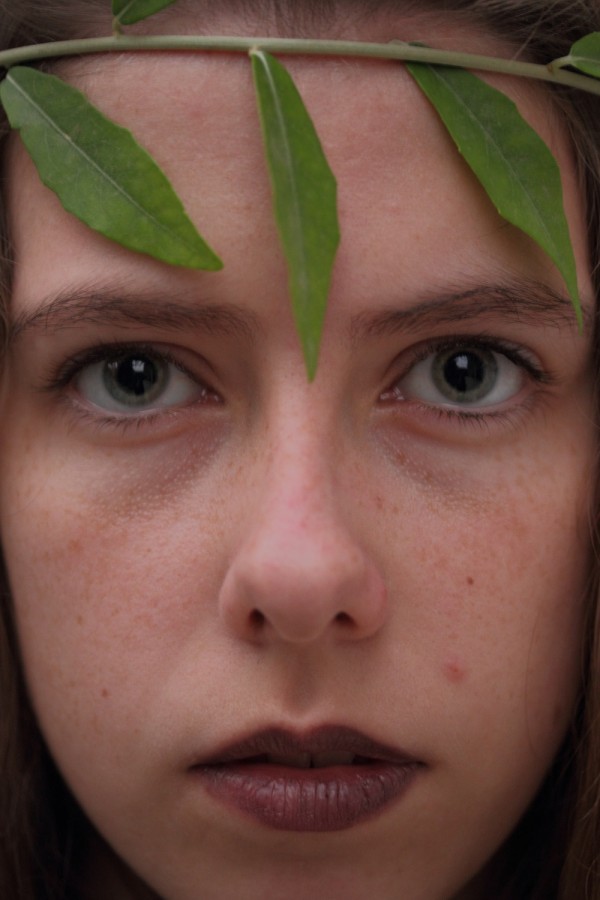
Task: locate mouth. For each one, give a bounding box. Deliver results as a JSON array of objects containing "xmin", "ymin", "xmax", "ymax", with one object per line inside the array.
[
  {"xmin": 191, "ymin": 725, "xmax": 424, "ymax": 832},
  {"xmin": 226, "ymin": 750, "xmax": 368, "ymax": 767}
]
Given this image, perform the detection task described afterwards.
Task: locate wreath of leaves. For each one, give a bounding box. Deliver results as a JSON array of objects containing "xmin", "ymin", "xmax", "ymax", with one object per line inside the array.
[{"xmin": 2, "ymin": 0, "xmax": 600, "ymax": 376}]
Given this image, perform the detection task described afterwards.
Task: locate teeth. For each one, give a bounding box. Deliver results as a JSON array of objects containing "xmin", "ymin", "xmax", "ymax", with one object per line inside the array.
[{"xmin": 266, "ymin": 752, "xmax": 356, "ymax": 768}]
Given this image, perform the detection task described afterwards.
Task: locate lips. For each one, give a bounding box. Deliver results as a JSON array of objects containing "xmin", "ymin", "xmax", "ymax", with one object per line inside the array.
[{"xmin": 192, "ymin": 726, "xmax": 423, "ymax": 832}]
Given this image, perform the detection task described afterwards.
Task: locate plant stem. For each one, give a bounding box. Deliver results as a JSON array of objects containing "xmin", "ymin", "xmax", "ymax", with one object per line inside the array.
[
  {"xmin": 0, "ymin": 34, "xmax": 599, "ymax": 96},
  {"xmin": 548, "ymin": 55, "xmax": 574, "ymax": 73}
]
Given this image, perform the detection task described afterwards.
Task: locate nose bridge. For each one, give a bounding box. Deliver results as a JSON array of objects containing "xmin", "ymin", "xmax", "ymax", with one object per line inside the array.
[
  {"xmin": 218, "ymin": 394, "xmax": 389, "ymax": 645},
  {"xmin": 247, "ymin": 385, "xmax": 358, "ymax": 574},
  {"xmin": 262, "ymin": 407, "xmax": 338, "ymax": 533}
]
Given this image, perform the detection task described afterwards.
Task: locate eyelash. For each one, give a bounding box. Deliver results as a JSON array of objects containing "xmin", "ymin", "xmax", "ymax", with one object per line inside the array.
[
  {"xmin": 379, "ymin": 334, "xmax": 552, "ymax": 424},
  {"xmin": 40, "ymin": 333, "xmax": 551, "ymax": 437},
  {"xmin": 41, "ymin": 341, "xmax": 218, "ymax": 431}
]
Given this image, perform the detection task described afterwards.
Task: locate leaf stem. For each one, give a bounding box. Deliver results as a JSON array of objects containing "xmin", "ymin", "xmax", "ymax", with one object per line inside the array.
[
  {"xmin": 0, "ymin": 35, "xmax": 599, "ymax": 96},
  {"xmin": 548, "ymin": 55, "xmax": 574, "ymax": 73}
]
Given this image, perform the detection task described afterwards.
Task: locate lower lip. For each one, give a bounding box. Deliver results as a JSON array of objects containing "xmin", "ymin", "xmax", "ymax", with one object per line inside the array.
[{"xmin": 194, "ymin": 761, "xmax": 422, "ymax": 832}]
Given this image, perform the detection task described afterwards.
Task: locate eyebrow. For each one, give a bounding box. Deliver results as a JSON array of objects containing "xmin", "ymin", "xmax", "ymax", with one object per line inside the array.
[
  {"xmin": 348, "ymin": 280, "xmax": 591, "ymax": 344},
  {"xmin": 7, "ymin": 278, "xmax": 591, "ymax": 349},
  {"xmin": 8, "ymin": 286, "xmax": 261, "ymax": 344}
]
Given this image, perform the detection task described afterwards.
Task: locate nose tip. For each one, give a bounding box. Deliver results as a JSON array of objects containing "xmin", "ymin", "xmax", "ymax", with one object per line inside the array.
[{"xmin": 218, "ymin": 517, "xmax": 389, "ymax": 646}]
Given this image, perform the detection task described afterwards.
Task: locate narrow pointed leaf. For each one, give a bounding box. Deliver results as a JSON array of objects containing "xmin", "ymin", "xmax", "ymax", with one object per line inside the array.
[
  {"xmin": 112, "ymin": 0, "xmax": 178, "ymax": 27},
  {"xmin": 0, "ymin": 67, "xmax": 222, "ymax": 271},
  {"xmin": 251, "ymin": 50, "xmax": 340, "ymax": 378},
  {"xmin": 407, "ymin": 62, "xmax": 581, "ymax": 324},
  {"xmin": 567, "ymin": 33, "xmax": 600, "ymax": 78}
]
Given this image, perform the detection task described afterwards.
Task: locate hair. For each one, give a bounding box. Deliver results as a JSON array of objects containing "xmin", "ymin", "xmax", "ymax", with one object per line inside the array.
[{"xmin": 1, "ymin": 1, "xmax": 600, "ymax": 897}]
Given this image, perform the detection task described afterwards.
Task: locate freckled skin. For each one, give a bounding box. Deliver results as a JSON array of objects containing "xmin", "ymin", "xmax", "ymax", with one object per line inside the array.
[{"xmin": 0, "ymin": 8, "xmax": 596, "ymax": 900}]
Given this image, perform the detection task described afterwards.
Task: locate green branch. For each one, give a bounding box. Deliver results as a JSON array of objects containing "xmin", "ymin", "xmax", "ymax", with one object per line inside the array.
[{"xmin": 1, "ymin": 35, "xmax": 600, "ymax": 96}]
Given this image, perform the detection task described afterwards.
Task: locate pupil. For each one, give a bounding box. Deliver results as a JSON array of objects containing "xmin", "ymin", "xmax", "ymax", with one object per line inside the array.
[
  {"xmin": 443, "ymin": 352, "xmax": 484, "ymax": 394},
  {"xmin": 108, "ymin": 356, "xmax": 158, "ymax": 397}
]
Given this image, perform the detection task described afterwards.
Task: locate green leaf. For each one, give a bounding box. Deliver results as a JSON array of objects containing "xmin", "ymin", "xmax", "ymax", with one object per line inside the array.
[
  {"xmin": 407, "ymin": 62, "xmax": 581, "ymax": 325},
  {"xmin": 0, "ymin": 66, "xmax": 222, "ymax": 271},
  {"xmin": 112, "ymin": 0, "xmax": 178, "ymax": 27},
  {"xmin": 567, "ymin": 33, "xmax": 600, "ymax": 78},
  {"xmin": 251, "ymin": 50, "xmax": 340, "ymax": 378}
]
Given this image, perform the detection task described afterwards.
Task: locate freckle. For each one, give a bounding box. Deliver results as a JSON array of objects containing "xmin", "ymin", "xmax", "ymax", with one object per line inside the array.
[
  {"xmin": 375, "ymin": 495, "xmax": 384, "ymax": 510},
  {"xmin": 443, "ymin": 658, "xmax": 468, "ymax": 684},
  {"xmin": 101, "ymin": 688, "xmax": 110, "ymax": 699},
  {"xmin": 76, "ymin": 615, "xmax": 83, "ymax": 626},
  {"xmin": 466, "ymin": 577, "xmax": 474, "ymax": 587}
]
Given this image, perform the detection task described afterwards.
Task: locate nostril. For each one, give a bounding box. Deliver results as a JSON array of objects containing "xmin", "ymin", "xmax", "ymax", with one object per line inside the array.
[
  {"xmin": 249, "ymin": 609, "xmax": 266, "ymax": 628},
  {"xmin": 250, "ymin": 608, "xmax": 356, "ymax": 635},
  {"xmin": 218, "ymin": 538, "xmax": 388, "ymax": 644}
]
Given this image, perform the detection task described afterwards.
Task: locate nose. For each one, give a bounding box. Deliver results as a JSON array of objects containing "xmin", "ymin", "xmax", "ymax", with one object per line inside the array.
[{"xmin": 218, "ymin": 437, "xmax": 389, "ymax": 646}]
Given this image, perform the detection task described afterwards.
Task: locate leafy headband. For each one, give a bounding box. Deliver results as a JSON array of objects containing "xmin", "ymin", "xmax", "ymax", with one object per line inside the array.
[{"xmin": 2, "ymin": 0, "xmax": 600, "ymax": 377}]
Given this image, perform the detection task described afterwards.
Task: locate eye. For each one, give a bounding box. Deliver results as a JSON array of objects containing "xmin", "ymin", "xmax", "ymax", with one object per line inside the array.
[
  {"xmin": 74, "ymin": 348, "xmax": 212, "ymax": 415},
  {"xmin": 390, "ymin": 342, "xmax": 526, "ymax": 409}
]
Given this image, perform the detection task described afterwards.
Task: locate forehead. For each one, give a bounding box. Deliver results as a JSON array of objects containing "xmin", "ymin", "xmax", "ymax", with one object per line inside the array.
[{"xmin": 6, "ymin": 7, "xmax": 592, "ymax": 321}]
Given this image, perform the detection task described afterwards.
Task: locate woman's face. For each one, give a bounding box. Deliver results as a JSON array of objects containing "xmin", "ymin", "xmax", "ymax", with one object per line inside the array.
[{"xmin": 0, "ymin": 8, "xmax": 595, "ymax": 899}]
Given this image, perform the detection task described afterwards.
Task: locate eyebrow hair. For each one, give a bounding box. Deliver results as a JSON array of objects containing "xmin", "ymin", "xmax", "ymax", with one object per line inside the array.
[
  {"xmin": 8, "ymin": 278, "xmax": 591, "ymax": 351},
  {"xmin": 8, "ymin": 286, "xmax": 261, "ymax": 344},
  {"xmin": 348, "ymin": 280, "xmax": 592, "ymax": 344}
]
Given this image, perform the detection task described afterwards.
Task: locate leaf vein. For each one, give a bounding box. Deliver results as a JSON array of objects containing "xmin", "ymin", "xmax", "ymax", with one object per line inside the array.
[
  {"xmin": 435, "ymin": 68, "xmax": 560, "ymax": 257},
  {"xmin": 256, "ymin": 53, "xmax": 309, "ymax": 292},
  {"xmin": 6, "ymin": 72, "xmax": 196, "ymax": 252}
]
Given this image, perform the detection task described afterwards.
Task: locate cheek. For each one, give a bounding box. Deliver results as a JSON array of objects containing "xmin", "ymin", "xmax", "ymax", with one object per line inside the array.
[
  {"xmin": 367, "ymin": 414, "xmax": 591, "ymax": 743},
  {"xmin": 5, "ymin": 425, "xmax": 591, "ymax": 685},
  {"xmin": 0, "ymin": 429, "xmax": 232, "ymax": 748}
]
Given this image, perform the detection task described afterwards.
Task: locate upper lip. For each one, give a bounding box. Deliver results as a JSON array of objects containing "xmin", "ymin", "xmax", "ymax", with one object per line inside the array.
[{"xmin": 195, "ymin": 725, "xmax": 421, "ymax": 769}]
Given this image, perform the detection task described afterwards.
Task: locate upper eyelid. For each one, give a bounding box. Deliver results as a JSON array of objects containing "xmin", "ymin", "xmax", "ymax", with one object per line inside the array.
[
  {"xmin": 392, "ymin": 334, "xmax": 552, "ymax": 383},
  {"xmin": 38, "ymin": 341, "xmax": 212, "ymax": 394}
]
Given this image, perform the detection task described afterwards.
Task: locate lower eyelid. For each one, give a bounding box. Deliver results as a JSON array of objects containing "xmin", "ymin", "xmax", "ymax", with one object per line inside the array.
[
  {"xmin": 55, "ymin": 388, "xmax": 224, "ymax": 440},
  {"xmin": 72, "ymin": 384, "xmax": 221, "ymax": 419},
  {"xmin": 376, "ymin": 392, "xmax": 543, "ymax": 444}
]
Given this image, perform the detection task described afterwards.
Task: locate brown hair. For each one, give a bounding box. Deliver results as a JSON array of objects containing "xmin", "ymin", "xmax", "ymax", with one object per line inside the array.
[{"xmin": 1, "ymin": 1, "xmax": 600, "ymax": 897}]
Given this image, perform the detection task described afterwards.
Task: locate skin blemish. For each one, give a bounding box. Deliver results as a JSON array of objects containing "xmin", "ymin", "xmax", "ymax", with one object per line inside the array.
[
  {"xmin": 466, "ymin": 576, "xmax": 474, "ymax": 587},
  {"xmin": 442, "ymin": 657, "xmax": 468, "ymax": 685}
]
